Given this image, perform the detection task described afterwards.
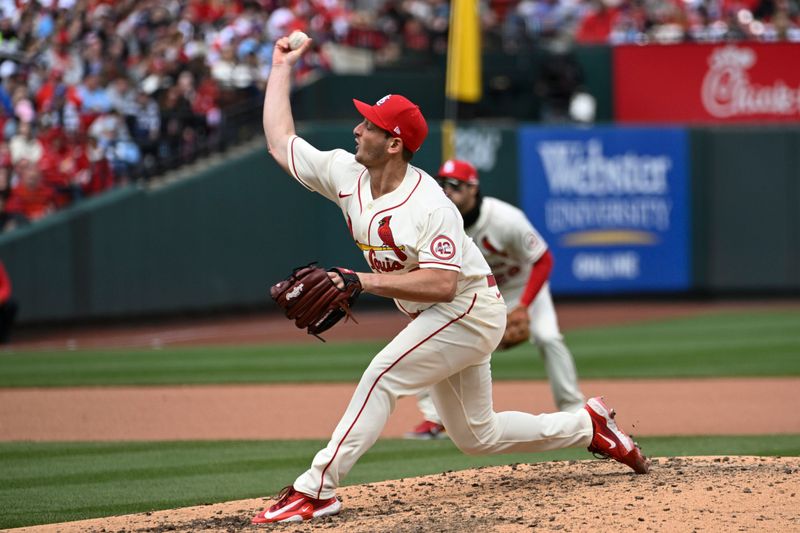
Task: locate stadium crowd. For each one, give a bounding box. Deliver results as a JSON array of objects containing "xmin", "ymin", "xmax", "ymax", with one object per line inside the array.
[
  {"xmin": 0, "ymin": 0, "xmax": 798, "ymax": 232},
  {"xmin": 501, "ymin": 0, "xmax": 800, "ymax": 47}
]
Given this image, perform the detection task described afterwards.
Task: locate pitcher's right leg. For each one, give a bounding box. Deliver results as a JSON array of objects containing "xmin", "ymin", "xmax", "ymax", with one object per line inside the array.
[{"xmin": 431, "ymin": 359, "xmax": 593, "ymax": 455}]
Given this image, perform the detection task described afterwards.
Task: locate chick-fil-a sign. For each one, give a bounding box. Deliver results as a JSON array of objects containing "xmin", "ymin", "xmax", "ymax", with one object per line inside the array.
[{"xmin": 614, "ymin": 43, "xmax": 800, "ymax": 123}]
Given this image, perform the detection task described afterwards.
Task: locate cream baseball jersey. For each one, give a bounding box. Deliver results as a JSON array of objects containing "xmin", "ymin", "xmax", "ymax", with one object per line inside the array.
[
  {"xmin": 467, "ymin": 197, "xmax": 548, "ymax": 293},
  {"xmin": 286, "ymin": 135, "xmax": 492, "ymax": 314}
]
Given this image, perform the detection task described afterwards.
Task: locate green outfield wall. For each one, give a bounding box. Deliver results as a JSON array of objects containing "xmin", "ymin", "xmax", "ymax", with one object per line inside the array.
[
  {"xmin": 1, "ymin": 124, "xmax": 798, "ymax": 323},
  {"xmin": 0, "ymin": 147, "xmax": 361, "ymax": 323},
  {"xmin": 293, "ymin": 46, "xmax": 613, "ymax": 123},
  {"xmin": 690, "ymin": 127, "xmax": 800, "ymax": 292}
]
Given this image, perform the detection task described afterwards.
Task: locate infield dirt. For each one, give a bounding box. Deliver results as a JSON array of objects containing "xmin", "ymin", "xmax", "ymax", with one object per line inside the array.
[{"xmin": 9, "ymin": 456, "xmax": 799, "ymax": 532}]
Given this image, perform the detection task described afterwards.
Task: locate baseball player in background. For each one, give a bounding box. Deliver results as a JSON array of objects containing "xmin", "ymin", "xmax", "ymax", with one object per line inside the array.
[
  {"xmin": 406, "ymin": 159, "xmax": 584, "ymax": 440},
  {"xmin": 252, "ymin": 34, "xmax": 649, "ymax": 525}
]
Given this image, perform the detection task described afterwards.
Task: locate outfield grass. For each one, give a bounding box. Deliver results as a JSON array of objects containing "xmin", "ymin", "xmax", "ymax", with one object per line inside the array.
[
  {"xmin": 1, "ymin": 435, "xmax": 799, "ymax": 529},
  {"xmin": 0, "ymin": 310, "xmax": 798, "ymax": 387}
]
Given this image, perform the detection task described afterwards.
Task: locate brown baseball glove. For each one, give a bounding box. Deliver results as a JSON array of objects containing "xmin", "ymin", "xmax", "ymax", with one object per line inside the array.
[
  {"xmin": 270, "ymin": 263, "xmax": 362, "ymax": 340},
  {"xmin": 497, "ymin": 306, "xmax": 530, "ymax": 350}
]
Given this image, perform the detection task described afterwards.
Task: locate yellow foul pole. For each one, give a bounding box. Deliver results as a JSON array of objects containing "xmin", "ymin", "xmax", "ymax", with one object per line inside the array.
[{"xmin": 443, "ymin": 0, "xmax": 482, "ymax": 160}]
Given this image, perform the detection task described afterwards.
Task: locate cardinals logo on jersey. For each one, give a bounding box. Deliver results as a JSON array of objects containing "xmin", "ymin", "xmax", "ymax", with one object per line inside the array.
[
  {"xmin": 481, "ymin": 236, "xmax": 508, "ymax": 257},
  {"xmin": 377, "ymin": 216, "xmax": 408, "ymax": 261}
]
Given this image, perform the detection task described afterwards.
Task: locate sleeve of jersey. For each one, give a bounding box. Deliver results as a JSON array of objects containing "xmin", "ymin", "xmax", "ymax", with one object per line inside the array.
[
  {"xmin": 508, "ymin": 214, "xmax": 549, "ymax": 265},
  {"xmin": 520, "ymin": 249, "xmax": 553, "ymax": 308},
  {"xmin": 416, "ymin": 206, "xmax": 462, "ymax": 272},
  {"xmin": 285, "ymin": 135, "xmax": 341, "ymax": 202}
]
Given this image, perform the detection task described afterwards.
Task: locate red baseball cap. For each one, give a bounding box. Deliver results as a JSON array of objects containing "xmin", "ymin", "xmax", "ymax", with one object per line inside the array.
[
  {"xmin": 353, "ymin": 94, "xmax": 428, "ymax": 153},
  {"xmin": 437, "ymin": 159, "xmax": 479, "ymax": 184}
]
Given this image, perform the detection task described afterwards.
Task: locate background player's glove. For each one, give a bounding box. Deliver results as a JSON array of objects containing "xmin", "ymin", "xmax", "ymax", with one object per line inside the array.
[
  {"xmin": 270, "ymin": 263, "xmax": 362, "ymax": 340},
  {"xmin": 497, "ymin": 305, "xmax": 530, "ymax": 350}
]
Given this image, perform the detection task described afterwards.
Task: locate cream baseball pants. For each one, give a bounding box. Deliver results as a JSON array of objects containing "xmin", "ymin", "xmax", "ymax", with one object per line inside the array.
[{"xmin": 294, "ymin": 280, "xmax": 593, "ymax": 499}]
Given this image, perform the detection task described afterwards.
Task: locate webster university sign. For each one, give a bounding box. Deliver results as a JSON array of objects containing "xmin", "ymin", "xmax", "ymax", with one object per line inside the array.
[{"xmin": 519, "ymin": 127, "xmax": 690, "ymax": 295}]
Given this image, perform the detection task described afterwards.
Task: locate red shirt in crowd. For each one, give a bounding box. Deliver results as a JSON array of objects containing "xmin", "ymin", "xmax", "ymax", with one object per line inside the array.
[
  {"xmin": 575, "ymin": 6, "xmax": 621, "ymax": 43},
  {"xmin": 5, "ymin": 178, "xmax": 56, "ymax": 221},
  {"xmin": 39, "ymin": 138, "xmax": 89, "ymax": 191}
]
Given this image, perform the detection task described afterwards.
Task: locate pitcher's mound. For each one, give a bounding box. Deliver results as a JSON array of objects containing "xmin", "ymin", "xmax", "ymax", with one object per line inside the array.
[{"xmin": 12, "ymin": 456, "xmax": 799, "ymax": 532}]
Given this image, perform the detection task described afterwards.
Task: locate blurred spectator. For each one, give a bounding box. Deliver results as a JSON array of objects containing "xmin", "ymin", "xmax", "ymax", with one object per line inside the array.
[
  {"xmin": 517, "ymin": 0, "xmax": 580, "ymax": 42},
  {"xmin": 403, "ymin": 18, "xmax": 431, "ymax": 53},
  {"xmin": 35, "ymin": 69, "xmax": 67, "ymax": 117},
  {"xmin": 771, "ymin": 0, "xmax": 800, "ymax": 40},
  {"xmin": 160, "ymin": 85, "xmax": 197, "ymax": 168},
  {"xmin": 38, "ymin": 129, "xmax": 85, "ymax": 206},
  {"xmin": 84, "ymin": 135, "xmax": 115, "ymax": 196},
  {"xmin": 0, "ymin": 260, "xmax": 17, "ymax": 344},
  {"xmin": 5, "ymin": 160, "xmax": 56, "ymax": 225},
  {"xmin": 210, "ymin": 45, "xmax": 240, "ymax": 89},
  {"xmin": 12, "ymin": 85, "xmax": 37, "ymax": 124},
  {"xmin": 127, "ymin": 89, "xmax": 162, "ymax": 176},
  {"xmin": 41, "ymin": 32, "xmax": 84, "ymax": 86},
  {"xmin": 9, "ymin": 121, "xmax": 43, "ymax": 165},
  {"xmin": 576, "ymin": 0, "xmax": 623, "ymax": 44},
  {"xmin": 346, "ymin": 11, "xmax": 389, "ymax": 50},
  {"xmin": 76, "ymin": 73, "xmax": 112, "ymax": 115},
  {"xmin": 0, "ymin": 17, "xmax": 20, "ymax": 57},
  {"xmin": 108, "ymin": 77, "xmax": 137, "ymax": 116},
  {"xmin": 0, "ymin": 141, "xmax": 11, "ymax": 168},
  {"xmin": 81, "ymin": 31, "xmax": 105, "ymax": 78},
  {"xmin": 609, "ymin": 1, "xmax": 648, "ymax": 44},
  {"xmin": 88, "ymin": 109, "xmax": 140, "ymax": 182},
  {"xmin": 192, "ymin": 74, "xmax": 223, "ymax": 154}
]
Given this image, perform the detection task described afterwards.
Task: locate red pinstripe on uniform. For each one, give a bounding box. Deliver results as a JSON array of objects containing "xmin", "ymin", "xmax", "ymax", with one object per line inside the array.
[
  {"xmin": 395, "ymin": 300, "xmax": 418, "ymax": 317},
  {"xmin": 315, "ymin": 292, "xmax": 478, "ymax": 498},
  {"xmin": 398, "ymin": 266, "xmax": 424, "ymax": 318},
  {"xmin": 357, "ymin": 169, "xmax": 364, "ymax": 214},
  {"xmin": 288, "ymin": 137, "xmax": 314, "ymax": 191},
  {"xmin": 418, "ymin": 261, "xmax": 460, "ymax": 269}
]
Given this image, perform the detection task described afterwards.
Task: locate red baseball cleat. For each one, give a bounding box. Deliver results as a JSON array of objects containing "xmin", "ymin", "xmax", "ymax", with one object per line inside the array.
[
  {"xmin": 251, "ymin": 486, "xmax": 341, "ymax": 524},
  {"xmin": 585, "ymin": 397, "xmax": 650, "ymax": 474},
  {"xmin": 403, "ymin": 419, "xmax": 447, "ymax": 440}
]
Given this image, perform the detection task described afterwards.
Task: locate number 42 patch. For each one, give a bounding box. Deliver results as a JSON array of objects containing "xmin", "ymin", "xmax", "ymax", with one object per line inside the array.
[{"xmin": 430, "ymin": 235, "xmax": 456, "ymax": 260}]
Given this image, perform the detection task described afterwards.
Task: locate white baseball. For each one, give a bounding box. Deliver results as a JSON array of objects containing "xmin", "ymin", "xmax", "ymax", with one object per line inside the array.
[{"xmin": 288, "ymin": 30, "xmax": 309, "ymax": 51}]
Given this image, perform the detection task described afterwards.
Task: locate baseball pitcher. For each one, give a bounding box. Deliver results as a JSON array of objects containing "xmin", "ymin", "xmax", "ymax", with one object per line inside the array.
[{"xmin": 252, "ymin": 33, "xmax": 649, "ymax": 525}]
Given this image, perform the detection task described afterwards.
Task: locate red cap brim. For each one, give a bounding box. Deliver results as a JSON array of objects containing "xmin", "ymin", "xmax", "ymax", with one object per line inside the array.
[{"xmin": 353, "ymin": 99, "xmax": 391, "ymax": 133}]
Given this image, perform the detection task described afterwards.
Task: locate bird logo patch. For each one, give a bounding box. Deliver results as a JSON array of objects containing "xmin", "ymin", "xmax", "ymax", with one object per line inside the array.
[
  {"xmin": 481, "ymin": 236, "xmax": 508, "ymax": 257},
  {"xmin": 378, "ymin": 216, "xmax": 408, "ymax": 261}
]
